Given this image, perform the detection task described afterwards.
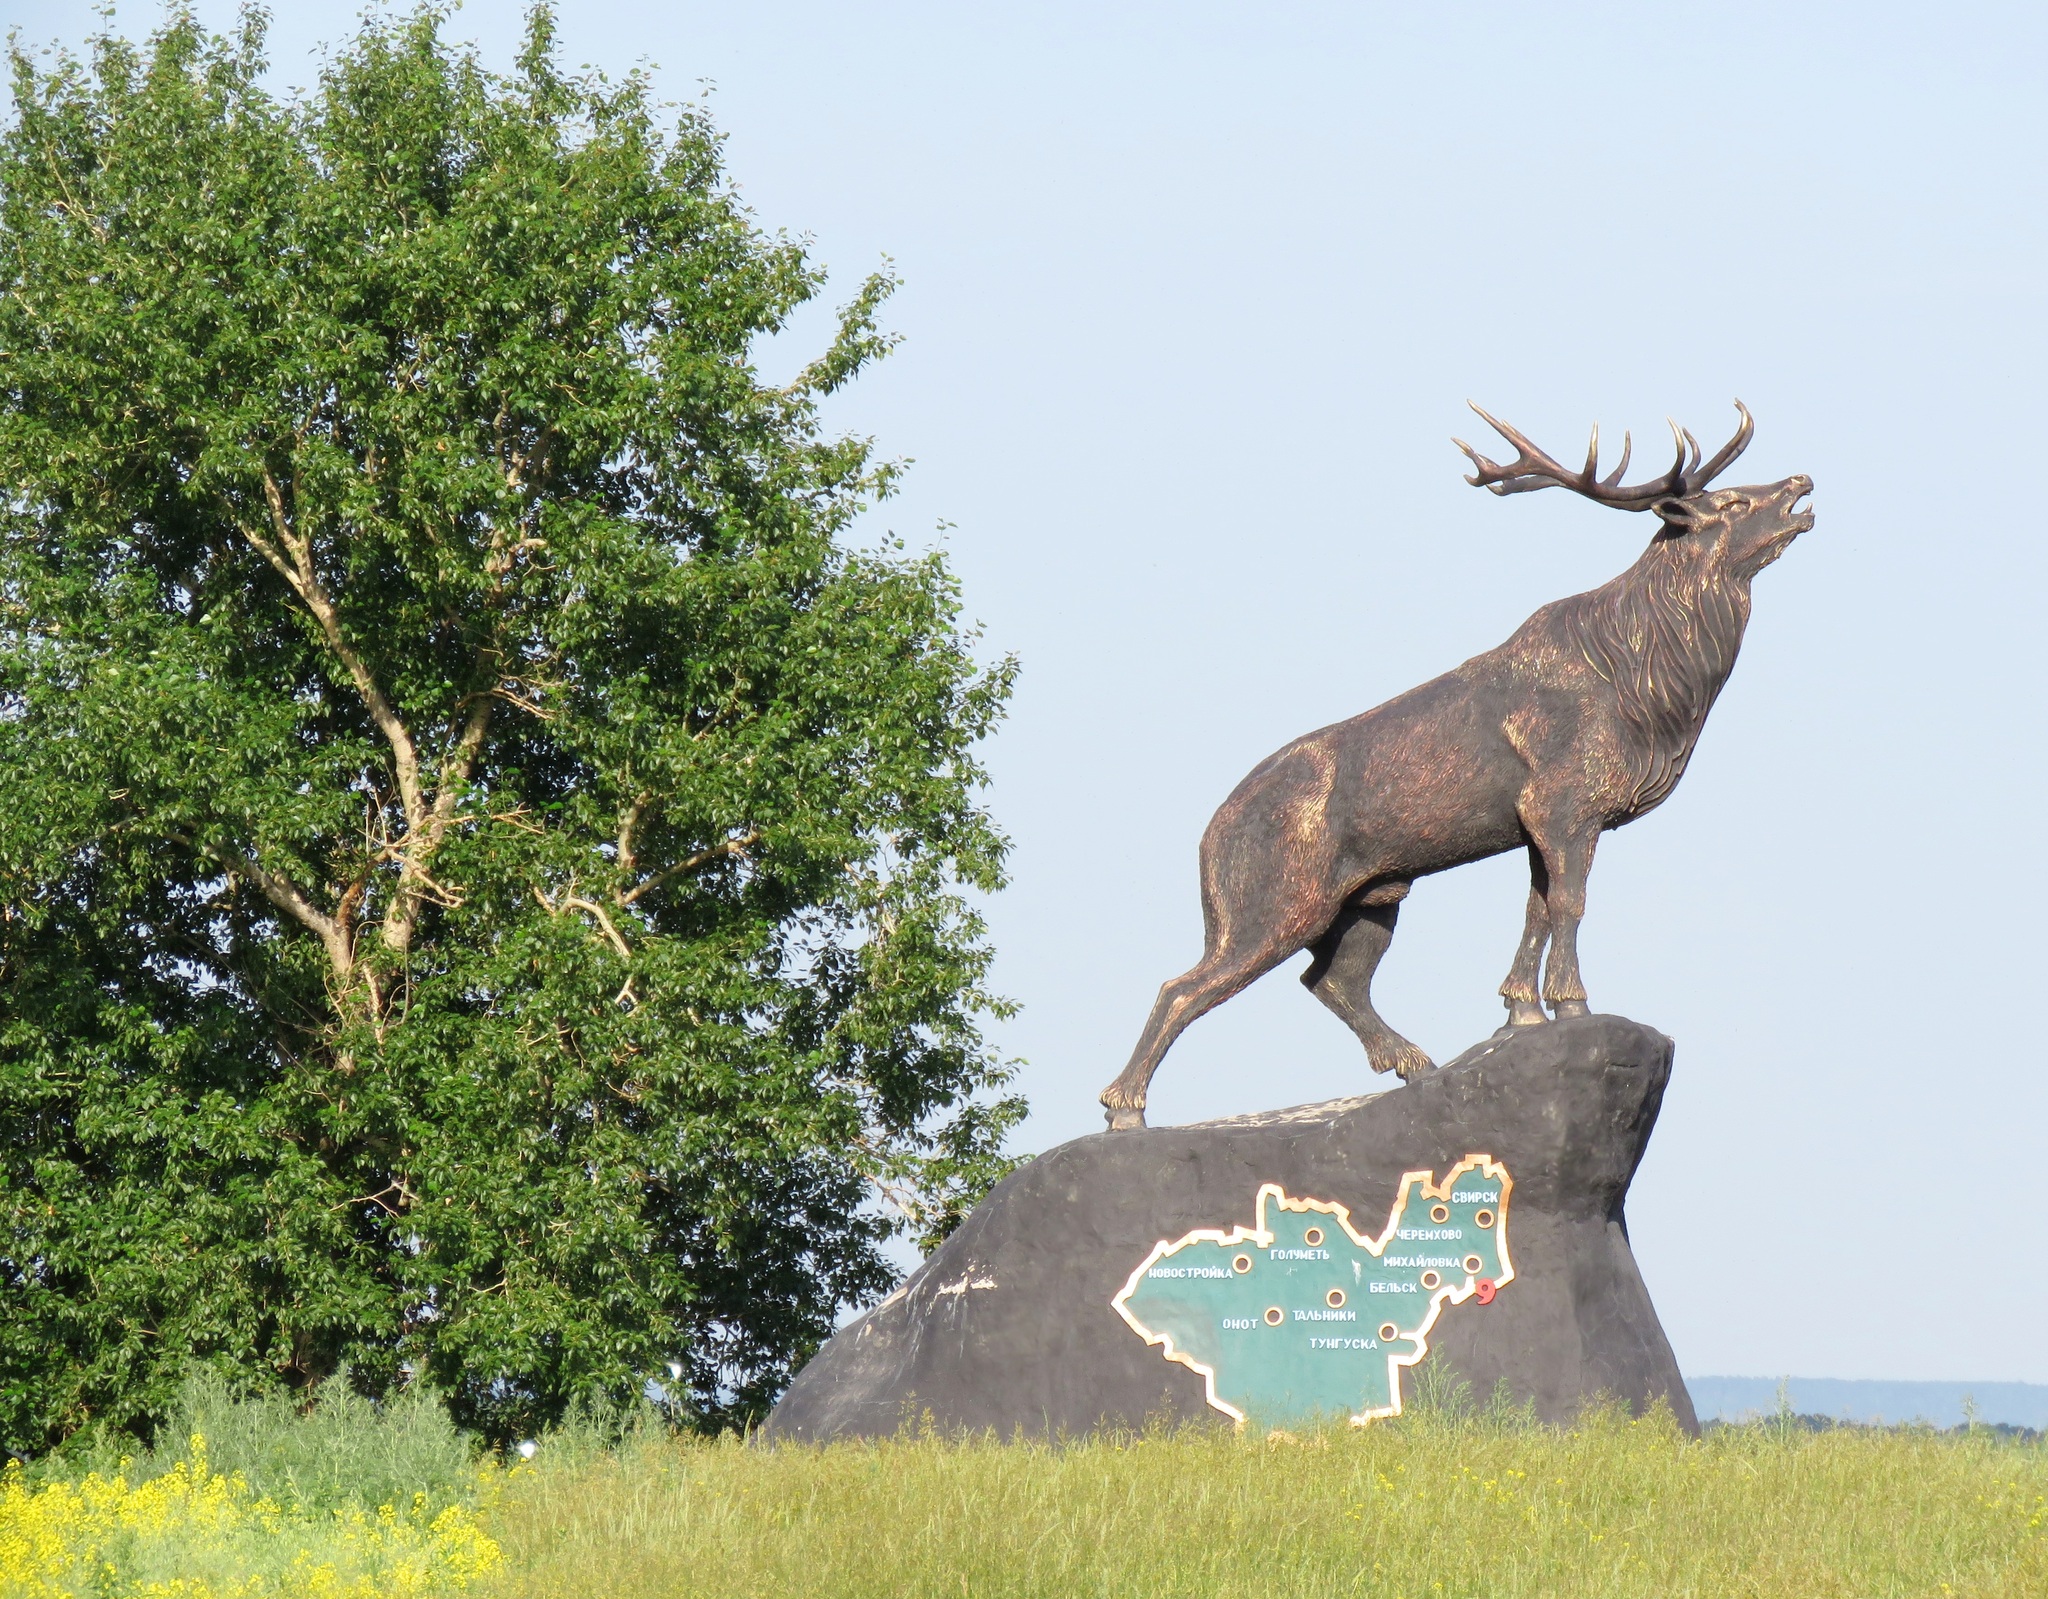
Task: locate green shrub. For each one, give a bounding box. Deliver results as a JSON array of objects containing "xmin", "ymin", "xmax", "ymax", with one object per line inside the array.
[
  {"xmin": 147, "ymin": 1370, "xmax": 477, "ymax": 1517},
  {"xmin": 2, "ymin": 1374, "xmax": 500, "ymax": 1597}
]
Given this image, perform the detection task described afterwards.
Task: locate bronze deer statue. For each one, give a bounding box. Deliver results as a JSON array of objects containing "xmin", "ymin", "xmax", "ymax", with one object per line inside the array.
[{"xmin": 1101, "ymin": 402, "xmax": 1812, "ymax": 1129}]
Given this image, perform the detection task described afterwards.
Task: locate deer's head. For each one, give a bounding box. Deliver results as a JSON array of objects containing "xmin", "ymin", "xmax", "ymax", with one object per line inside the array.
[
  {"xmin": 1649, "ymin": 477, "xmax": 1813, "ymax": 582},
  {"xmin": 1454, "ymin": 400, "xmax": 1812, "ymax": 586}
]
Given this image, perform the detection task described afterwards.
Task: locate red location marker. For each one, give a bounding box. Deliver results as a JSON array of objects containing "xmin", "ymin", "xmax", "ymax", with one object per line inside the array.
[{"xmin": 1473, "ymin": 1278, "xmax": 1497, "ymax": 1305}]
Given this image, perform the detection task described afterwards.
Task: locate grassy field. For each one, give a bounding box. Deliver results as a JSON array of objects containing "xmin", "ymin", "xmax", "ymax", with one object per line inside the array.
[
  {"xmin": 6, "ymin": 1382, "xmax": 2043, "ymax": 1598},
  {"xmin": 482, "ymin": 1407, "xmax": 2046, "ymax": 1599}
]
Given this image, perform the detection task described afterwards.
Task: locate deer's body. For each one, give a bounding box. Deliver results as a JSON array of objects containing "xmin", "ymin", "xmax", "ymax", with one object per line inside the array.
[{"xmin": 1101, "ymin": 404, "xmax": 1812, "ymax": 1128}]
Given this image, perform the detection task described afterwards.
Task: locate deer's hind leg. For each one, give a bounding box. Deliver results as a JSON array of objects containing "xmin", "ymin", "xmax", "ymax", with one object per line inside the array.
[
  {"xmin": 1101, "ymin": 843, "xmax": 1344, "ymax": 1128},
  {"xmin": 1100, "ymin": 930, "xmax": 1310, "ymax": 1129},
  {"xmin": 1497, "ymin": 843, "xmax": 1553, "ymax": 1027},
  {"xmin": 1534, "ymin": 827, "xmax": 1599, "ymax": 1019},
  {"xmin": 1301, "ymin": 883, "xmax": 1435, "ymax": 1082},
  {"xmin": 1102, "ymin": 741, "xmax": 1347, "ymax": 1129},
  {"xmin": 1508, "ymin": 812, "xmax": 1602, "ymax": 1021}
]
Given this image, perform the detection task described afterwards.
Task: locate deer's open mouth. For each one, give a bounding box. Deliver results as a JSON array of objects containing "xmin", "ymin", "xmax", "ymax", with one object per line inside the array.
[{"xmin": 1785, "ymin": 484, "xmax": 1814, "ymax": 533}]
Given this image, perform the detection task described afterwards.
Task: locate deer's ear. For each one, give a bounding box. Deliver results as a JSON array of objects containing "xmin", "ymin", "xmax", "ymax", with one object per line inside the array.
[{"xmin": 1651, "ymin": 496, "xmax": 1698, "ymax": 528}]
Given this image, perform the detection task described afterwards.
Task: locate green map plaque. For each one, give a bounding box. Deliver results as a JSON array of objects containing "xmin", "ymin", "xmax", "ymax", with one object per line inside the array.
[{"xmin": 1112, "ymin": 1154, "xmax": 1514, "ymax": 1425}]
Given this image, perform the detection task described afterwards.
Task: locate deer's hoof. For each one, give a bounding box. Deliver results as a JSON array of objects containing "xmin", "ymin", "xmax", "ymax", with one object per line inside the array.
[
  {"xmin": 1104, "ymin": 1106, "xmax": 1147, "ymax": 1132},
  {"xmin": 1550, "ymin": 1000, "xmax": 1591, "ymax": 1019},
  {"xmin": 1371, "ymin": 1038, "xmax": 1436, "ymax": 1082},
  {"xmin": 1504, "ymin": 999, "xmax": 1550, "ymax": 1028}
]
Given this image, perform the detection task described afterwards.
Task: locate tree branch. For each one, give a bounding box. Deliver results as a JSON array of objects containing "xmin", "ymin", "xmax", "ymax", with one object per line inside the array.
[
  {"xmin": 563, "ymin": 896, "xmax": 632, "ymax": 961},
  {"xmin": 239, "ymin": 471, "xmax": 426, "ymax": 836},
  {"xmin": 616, "ymin": 791, "xmax": 652, "ymax": 877},
  {"xmin": 237, "ymin": 464, "xmax": 508, "ymax": 967},
  {"xmin": 177, "ymin": 830, "xmax": 351, "ymax": 979},
  {"xmin": 532, "ymin": 886, "xmax": 633, "ymax": 962},
  {"xmin": 618, "ymin": 830, "xmax": 760, "ymax": 908},
  {"xmin": 382, "ymin": 691, "xmax": 495, "ymax": 957}
]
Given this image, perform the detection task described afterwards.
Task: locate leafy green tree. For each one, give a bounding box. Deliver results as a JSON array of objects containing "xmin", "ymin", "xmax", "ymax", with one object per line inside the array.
[{"xmin": 0, "ymin": 6, "xmax": 1019, "ymax": 1451}]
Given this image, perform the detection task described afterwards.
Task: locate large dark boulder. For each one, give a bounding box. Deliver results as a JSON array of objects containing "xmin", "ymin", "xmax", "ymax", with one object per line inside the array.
[{"xmin": 765, "ymin": 1014, "xmax": 1694, "ymax": 1440}]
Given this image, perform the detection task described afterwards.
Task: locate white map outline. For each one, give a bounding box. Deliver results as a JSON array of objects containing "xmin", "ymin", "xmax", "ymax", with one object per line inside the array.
[{"xmin": 1110, "ymin": 1154, "xmax": 1515, "ymax": 1425}]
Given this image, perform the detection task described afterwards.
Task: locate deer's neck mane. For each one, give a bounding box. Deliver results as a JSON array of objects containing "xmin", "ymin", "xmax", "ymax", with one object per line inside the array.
[{"xmin": 1566, "ymin": 536, "xmax": 1752, "ymax": 816}]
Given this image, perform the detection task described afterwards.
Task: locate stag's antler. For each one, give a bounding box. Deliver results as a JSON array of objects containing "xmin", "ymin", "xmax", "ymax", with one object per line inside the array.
[{"xmin": 1454, "ymin": 400, "xmax": 1754, "ymax": 510}]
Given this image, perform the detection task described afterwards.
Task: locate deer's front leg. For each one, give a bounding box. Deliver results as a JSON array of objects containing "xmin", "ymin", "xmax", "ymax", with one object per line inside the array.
[
  {"xmin": 1498, "ymin": 843, "xmax": 1551, "ymax": 1027},
  {"xmin": 1534, "ymin": 827, "xmax": 1600, "ymax": 1019}
]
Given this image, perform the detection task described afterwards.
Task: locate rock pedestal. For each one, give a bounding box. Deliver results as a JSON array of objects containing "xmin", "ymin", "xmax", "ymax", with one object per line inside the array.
[{"xmin": 765, "ymin": 1014, "xmax": 1694, "ymax": 1440}]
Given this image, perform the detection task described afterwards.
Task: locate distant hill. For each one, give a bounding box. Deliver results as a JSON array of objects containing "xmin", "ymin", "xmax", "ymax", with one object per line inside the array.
[{"xmin": 1687, "ymin": 1376, "xmax": 2048, "ymax": 1429}]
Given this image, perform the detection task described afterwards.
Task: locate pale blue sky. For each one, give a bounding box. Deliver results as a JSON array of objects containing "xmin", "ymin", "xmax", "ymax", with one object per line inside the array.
[{"xmin": 10, "ymin": 1, "xmax": 2046, "ymax": 1384}]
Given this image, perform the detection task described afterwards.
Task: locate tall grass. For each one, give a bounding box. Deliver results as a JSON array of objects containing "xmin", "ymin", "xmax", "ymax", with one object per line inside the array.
[{"xmin": 477, "ymin": 1405, "xmax": 2047, "ymax": 1599}]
